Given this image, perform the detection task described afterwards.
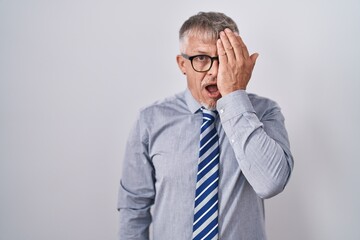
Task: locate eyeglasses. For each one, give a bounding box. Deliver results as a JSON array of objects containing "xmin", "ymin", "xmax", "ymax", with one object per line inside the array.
[{"xmin": 181, "ymin": 53, "xmax": 219, "ymax": 72}]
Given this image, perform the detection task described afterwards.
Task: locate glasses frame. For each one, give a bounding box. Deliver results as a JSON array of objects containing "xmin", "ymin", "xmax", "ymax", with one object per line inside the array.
[{"xmin": 181, "ymin": 53, "xmax": 219, "ymax": 72}]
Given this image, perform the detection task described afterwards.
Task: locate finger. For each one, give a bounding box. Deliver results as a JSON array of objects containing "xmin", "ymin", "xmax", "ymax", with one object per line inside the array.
[
  {"xmin": 224, "ymin": 28, "xmax": 244, "ymax": 61},
  {"xmin": 217, "ymin": 38, "xmax": 228, "ymax": 64},
  {"xmin": 219, "ymin": 30, "xmax": 236, "ymax": 62},
  {"xmin": 233, "ymin": 32, "xmax": 250, "ymax": 59},
  {"xmin": 250, "ymin": 53, "xmax": 259, "ymax": 68}
]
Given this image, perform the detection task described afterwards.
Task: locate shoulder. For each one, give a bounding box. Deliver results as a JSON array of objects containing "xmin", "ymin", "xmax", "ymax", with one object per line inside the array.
[
  {"xmin": 138, "ymin": 91, "xmax": 189, "ymax": 122},
  {"xmin": 248, "ymin": 93, "xmax": 279, "ymax": 108},
  {"xmin": 247, "ymin": 93, "xmax": 282, "ymax": 119},
  {"xmin": 141, "ymin": 91, "xmax": 187, "ymax": 113}
]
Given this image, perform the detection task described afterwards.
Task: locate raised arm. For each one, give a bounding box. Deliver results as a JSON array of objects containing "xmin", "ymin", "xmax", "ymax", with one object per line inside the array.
[
  {"xmin": 216, "ymin": 28, "xmax": 293, "ymax": 198},
  {"xmin": 217, "ymin": 91, "xmax": 293, "ymax": 198}
]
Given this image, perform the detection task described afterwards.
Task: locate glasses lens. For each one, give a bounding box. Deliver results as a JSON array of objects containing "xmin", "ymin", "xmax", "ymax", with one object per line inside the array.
[{"xmin": 192, "ymin": 55, "xmax": 212, "ymax": 72}]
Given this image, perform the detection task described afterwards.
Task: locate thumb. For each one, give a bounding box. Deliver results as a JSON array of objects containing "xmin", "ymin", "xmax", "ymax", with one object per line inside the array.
[{"xmin": 250, "ymin": 53, "xmax": 259, "ymax": 66}]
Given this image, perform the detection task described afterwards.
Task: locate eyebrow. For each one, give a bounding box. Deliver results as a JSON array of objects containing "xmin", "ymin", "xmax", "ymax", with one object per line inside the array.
[
  {"xmin": 194, "ymin": 49, "xmax": 209, "ymax": 54},
  {"xmin": 190, "ymin": 48, "xmax": 212, "ymax": 55},
  {"xmin": 195, "ymin": 50, "xmax": 209, "ymax": 54}
]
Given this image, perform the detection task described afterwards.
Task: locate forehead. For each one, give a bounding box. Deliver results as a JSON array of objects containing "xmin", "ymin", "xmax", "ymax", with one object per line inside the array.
[{"xmin": 183, "ymin": 34, "xmax": 217, "ymax": 54}]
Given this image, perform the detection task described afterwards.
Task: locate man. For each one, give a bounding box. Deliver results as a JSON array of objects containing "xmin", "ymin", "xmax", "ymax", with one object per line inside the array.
[{"xmin": 118, "ymin": 12, "xmax": 294, "ymax": 240}]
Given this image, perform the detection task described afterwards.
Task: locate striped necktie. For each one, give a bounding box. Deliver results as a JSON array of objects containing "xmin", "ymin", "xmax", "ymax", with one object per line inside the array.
[{"xmin": 192, "ymin": 108, "xmax": 220, "ymax": 240}]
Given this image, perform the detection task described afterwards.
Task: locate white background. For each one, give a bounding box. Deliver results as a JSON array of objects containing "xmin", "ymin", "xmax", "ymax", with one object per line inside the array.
[{"xmin": 1, "ymin": 0, "xmax": 359, "ymax": 239}]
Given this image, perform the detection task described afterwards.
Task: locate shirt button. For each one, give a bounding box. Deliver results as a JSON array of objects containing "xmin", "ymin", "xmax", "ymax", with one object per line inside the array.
[
  {"xmin": 219, "ymin": 108, "xmax": 224, "ymax": 114},
  {"xmin": 231, "ymin": 139, "xmax": 235, "ymax": 143}
]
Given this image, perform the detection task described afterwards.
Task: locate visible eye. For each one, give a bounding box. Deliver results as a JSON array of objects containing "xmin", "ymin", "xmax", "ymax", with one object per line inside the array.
[{"xmin": 194, "ymin": 55, "xmax": 210, "ymax": 62}]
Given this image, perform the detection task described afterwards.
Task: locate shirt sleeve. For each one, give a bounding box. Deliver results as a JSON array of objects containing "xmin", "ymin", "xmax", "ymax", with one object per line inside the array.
[
  {"xmin": 216, "ymin": 90, "xmax": 294, "ymax": 199},
  {"xmin": 117, "ymin": 113, "xmax": 155, "ymax": 240}
]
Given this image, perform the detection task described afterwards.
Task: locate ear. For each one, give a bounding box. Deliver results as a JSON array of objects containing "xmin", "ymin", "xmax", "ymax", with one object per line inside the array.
[{"xmin": 176, "ymin": 55, "xmax": 187, "ymax": 75}]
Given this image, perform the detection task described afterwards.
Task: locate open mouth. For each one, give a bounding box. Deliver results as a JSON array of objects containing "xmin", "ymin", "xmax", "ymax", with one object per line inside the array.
[{"xmin": 205, "ymin": 84, "xmax": 221, "ymax": 98}]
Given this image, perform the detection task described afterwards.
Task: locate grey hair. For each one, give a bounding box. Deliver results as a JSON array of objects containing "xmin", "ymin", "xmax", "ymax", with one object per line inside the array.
[{"xmin": 179, "ymin": 12, "xmax": 239, "ymax": 50}]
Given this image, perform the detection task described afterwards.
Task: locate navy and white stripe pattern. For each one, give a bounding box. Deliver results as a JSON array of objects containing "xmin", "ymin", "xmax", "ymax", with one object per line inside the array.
[{"xmin": 192, "ymin": 108, "xmax": 220, "ymax": 240}]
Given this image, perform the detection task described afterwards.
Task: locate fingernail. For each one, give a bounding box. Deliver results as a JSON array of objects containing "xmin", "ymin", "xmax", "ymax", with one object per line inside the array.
[{"xmin": 225, "ymin": 28, "xmax": 231, "ymax": 33}]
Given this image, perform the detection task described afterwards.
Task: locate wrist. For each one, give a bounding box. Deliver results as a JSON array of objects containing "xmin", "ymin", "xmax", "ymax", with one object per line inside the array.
[{"xmin": 219, "ymin": 86, "xmax": 246, "ymax": 96}]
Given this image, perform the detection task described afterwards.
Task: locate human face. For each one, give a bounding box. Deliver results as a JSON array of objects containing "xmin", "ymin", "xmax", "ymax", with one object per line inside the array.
[{"xmin": 177, "ymin": 35, "xmax": 221, "ymax": 109}]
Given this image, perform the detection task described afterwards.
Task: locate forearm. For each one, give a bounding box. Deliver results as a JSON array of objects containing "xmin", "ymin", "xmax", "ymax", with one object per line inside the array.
[
  {"xmin": 118, "ymin": 183, "xmax": 152, "ymax": 240},
  {"xmin": 217, "ymin": 90, "xmax": 293, "ymax": 199},
  {"xmin": 233, "ymin": 125, "xmax": 292, "ymax": 198}
]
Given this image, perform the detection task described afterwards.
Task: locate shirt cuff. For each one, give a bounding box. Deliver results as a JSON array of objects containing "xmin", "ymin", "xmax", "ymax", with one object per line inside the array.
[{"xmin": 216, "ymin": 90, "xmax": 255, "ymax": 122}]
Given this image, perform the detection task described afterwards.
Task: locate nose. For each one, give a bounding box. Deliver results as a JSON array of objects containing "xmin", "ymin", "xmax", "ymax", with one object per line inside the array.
[{"xmin": 207, "ymin": 59, "xmax": 219, "ymax": 76}]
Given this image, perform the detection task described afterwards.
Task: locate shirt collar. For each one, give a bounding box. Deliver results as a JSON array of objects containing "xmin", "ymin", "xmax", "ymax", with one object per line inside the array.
[{"xmin": 185, "ymin": 88, "xmax": 202, "ymax": 114}]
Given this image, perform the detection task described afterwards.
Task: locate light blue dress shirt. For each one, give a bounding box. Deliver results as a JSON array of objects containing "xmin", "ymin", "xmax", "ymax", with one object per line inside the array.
[{"xmin": 118, "ymin": 89, "xmax": 294, "ymax": 240}]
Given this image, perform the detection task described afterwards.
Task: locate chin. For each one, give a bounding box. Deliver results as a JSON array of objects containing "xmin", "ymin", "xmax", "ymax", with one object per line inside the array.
[{"xmin": 200, "ymin": 100, "xmax": 217, "ymax": 110}]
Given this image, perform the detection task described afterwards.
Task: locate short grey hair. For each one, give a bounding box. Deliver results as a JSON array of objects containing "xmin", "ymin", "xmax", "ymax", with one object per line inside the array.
[{"xmin": 179, "ymin": 12, "xmax": 239, "ymax": 50}]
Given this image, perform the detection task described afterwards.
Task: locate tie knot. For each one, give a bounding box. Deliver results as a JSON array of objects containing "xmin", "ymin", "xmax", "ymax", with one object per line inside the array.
[{"xmin": 201, "ymin": 107, "xmax": 218, "ymax": 122}]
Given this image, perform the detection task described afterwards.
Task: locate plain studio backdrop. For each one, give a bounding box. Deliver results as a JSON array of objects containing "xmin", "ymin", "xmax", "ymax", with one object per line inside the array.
[{"xmin": 1, "ymin": 0, "xmax": 359, "ymax": 239}]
